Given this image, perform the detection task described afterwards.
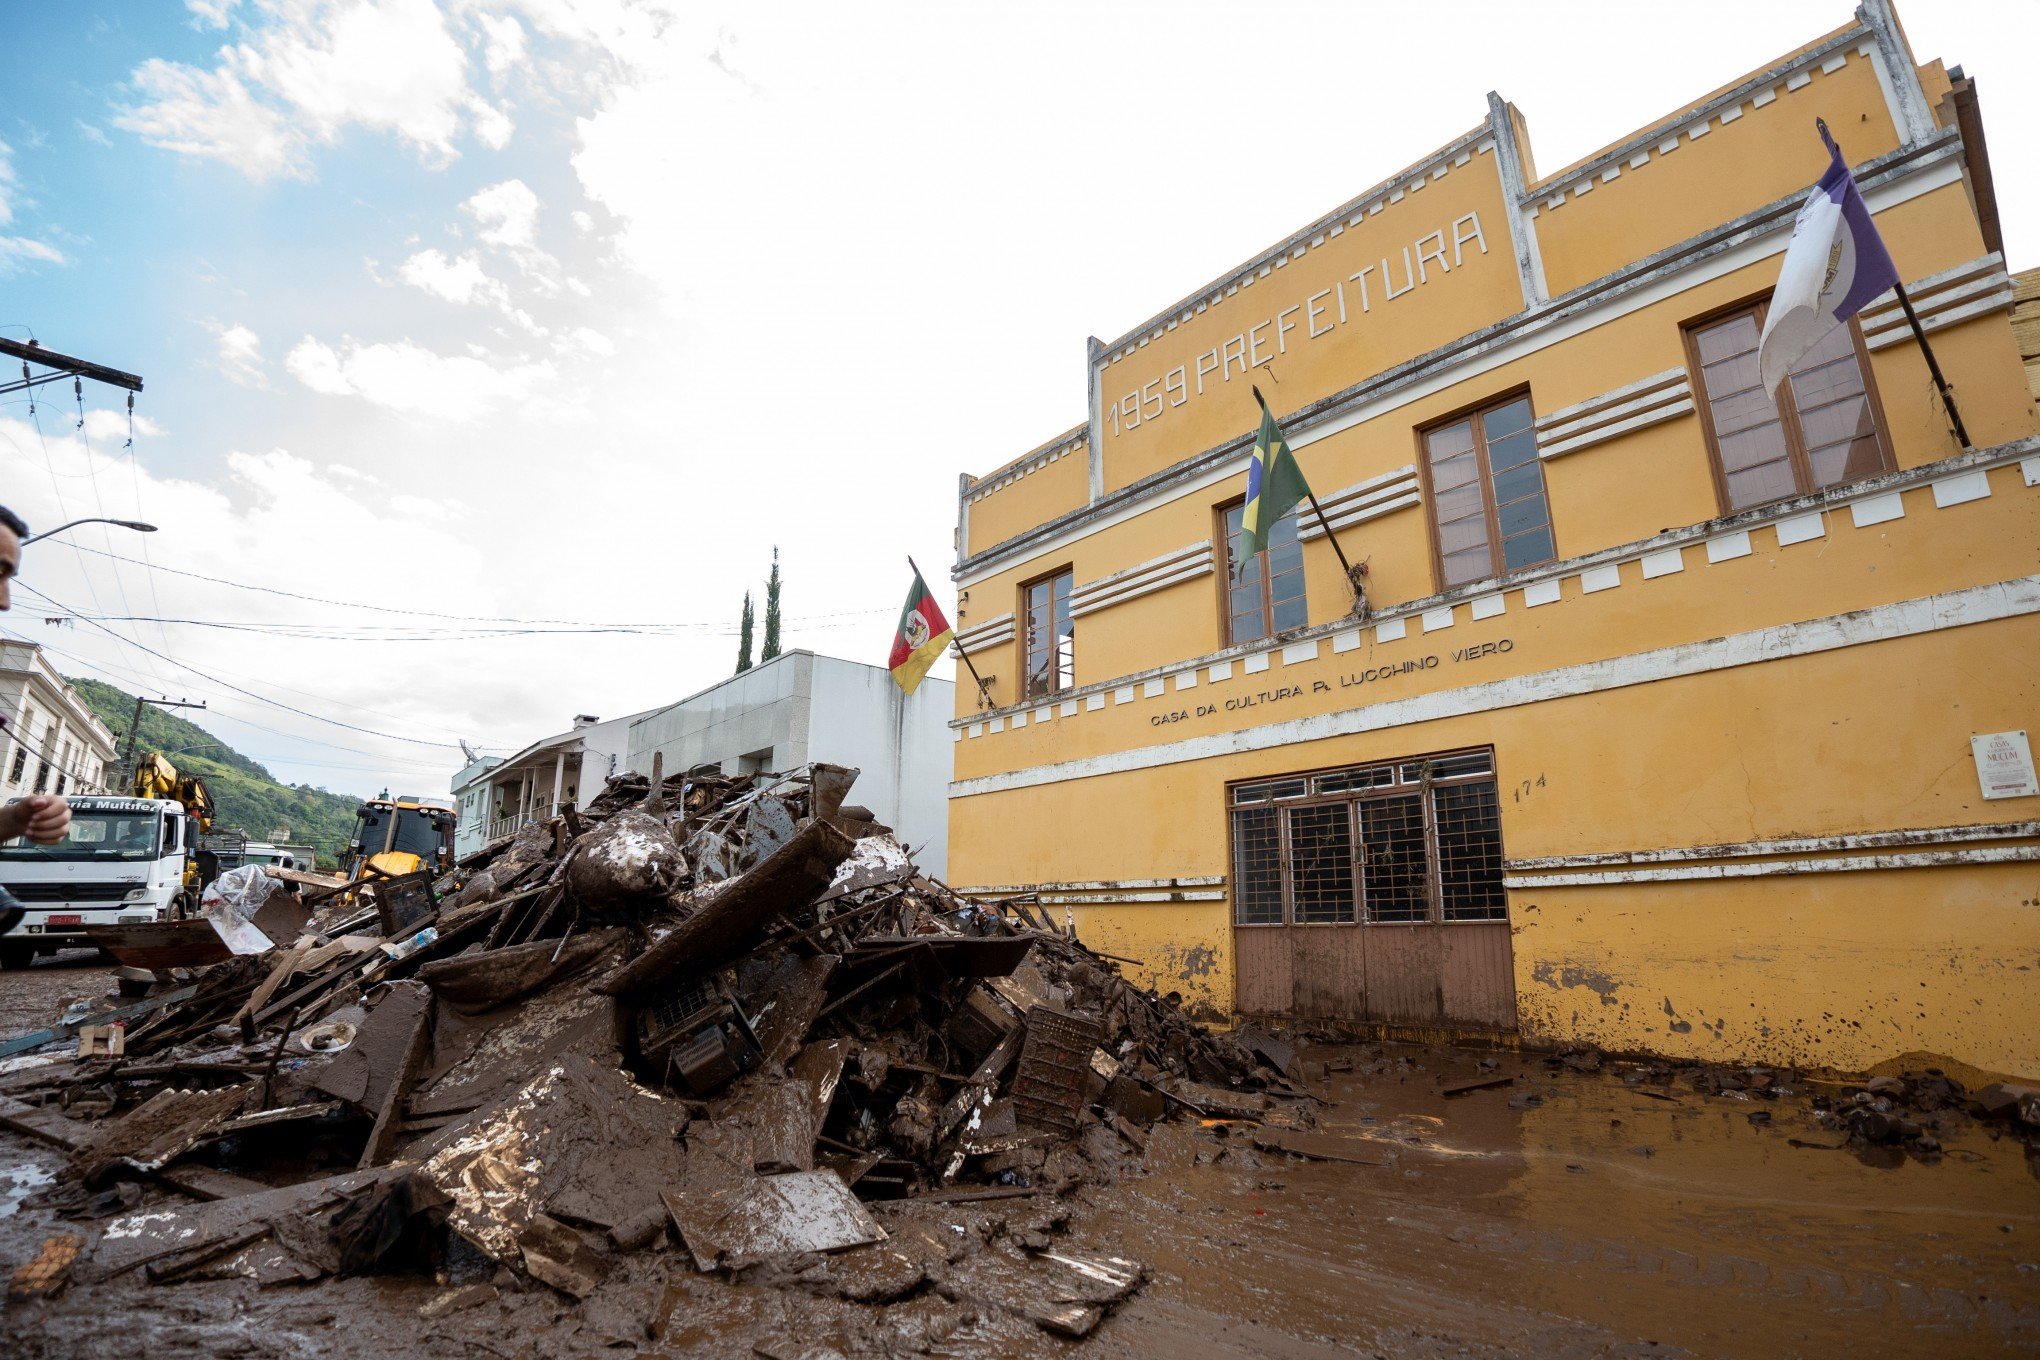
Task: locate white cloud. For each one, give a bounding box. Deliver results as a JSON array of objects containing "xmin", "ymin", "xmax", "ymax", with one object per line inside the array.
[
  {"xmin": 396, "ymin": 247, "xmax": 538, "ymax": 330},
  {"xmin": 285, "ymin": 334, "xmax": 555, "ymax": 421},
  {"xmin": 117, "ymin": 59, "xmax": 310, "ymax": 179},
  {"xmin": 284, "ymin": 336, "xmax": 351, "ymax": 394},
  {"xmin": 0, "ymin": 140, "xmax": 66, "ymax": 275},
  {"xmin": 466, "ymin": 177, "xmax": 540, "ymax": 253},
  {"xmin": 75, "ymin": 121, "xmax": 114, "ymax": 148},
  {"xmin": 117, "ymin": 0, "xmax": 492, "ymax": 179},
  {"xmin": 398, "ymin": 248, "xmax": 495, "ymax": 305},
  {"xmin": 553, "ymin": 326, "xmax": 613, "ymax": 358},
  {"xmin": 209, "ymin": 322, "xmax": 269, "ymax": 388},
  {"xmin": 0, "ymin": 138, "xmax": 23, "ymax": 225},
  {"xmin": 0, "ymin": 237, "xmax": 66, "ymax": 275},
  {"xmin": 463, "ymin": 176, "xmax": 567, "ymax": 293},
  {"xmin": 80, "ymin": 410, "xmax": 167, "ymax": 444},
  {"xmin": 475, "ymin": 11, "xmax": 527, "ymax": 74},
  {"xmin": 187, "ymin": 0, "xmax": 244, "ymax": 26}
]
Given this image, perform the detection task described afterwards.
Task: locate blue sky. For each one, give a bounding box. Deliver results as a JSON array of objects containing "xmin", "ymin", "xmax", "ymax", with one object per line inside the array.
[{"xmin": 2, "ymin": 1, "xmax": 2032, "ymax": 800}]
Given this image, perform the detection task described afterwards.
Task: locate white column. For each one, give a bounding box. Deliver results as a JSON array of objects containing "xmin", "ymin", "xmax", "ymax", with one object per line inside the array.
[{"xmin": 550, "ymin": 750, "xmax": 566, "ymax": 815}]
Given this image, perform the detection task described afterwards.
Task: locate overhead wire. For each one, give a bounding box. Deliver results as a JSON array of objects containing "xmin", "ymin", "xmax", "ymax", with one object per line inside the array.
[
  {"xmin": 14, "ymin": 582, "xmax": 469, "ymax": 751},
  {"xmin": 0, "ymin": 624, "xmax": 500, "ymax": 773},
  {"xmin": 55, "ymin": 542, "xmax": 894, "ymax": 631}
]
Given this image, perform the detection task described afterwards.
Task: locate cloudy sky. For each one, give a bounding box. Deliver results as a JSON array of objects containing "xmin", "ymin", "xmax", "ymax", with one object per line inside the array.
[{"xmin": 3, "ymin": 0, "xmax": 2032, "ymax": 800}]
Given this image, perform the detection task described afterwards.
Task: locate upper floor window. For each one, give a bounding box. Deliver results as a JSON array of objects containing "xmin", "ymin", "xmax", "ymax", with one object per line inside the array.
[
  {"xmin": 1421, "ymin": 393, "xmax": 1553, "ymax": 591},
  {"xmin": 1222, "ymin": 501, "xmax": 1306, "ymax": 645},
  {"xmin": 1022, "ymin": 568, "xmax": 1074, "ymax": 699},
  {"xmin": 1687, "ymin": 302, "xmax": 1891, "ymax": 513}
]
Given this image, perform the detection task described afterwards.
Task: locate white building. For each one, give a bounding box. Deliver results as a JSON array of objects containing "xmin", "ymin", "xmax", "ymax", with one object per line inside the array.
[
  {"xmin": 0, "ymin": 641, "xmax": 117, "ymax": 801},
  {"xmin": 467, "ymin": 710, "xmax": 660, "ymax": 849},
  {"xmin": 449, "ymin": 753, "xmax": 504, "ymax": 860},
  {"xmin": 627, "ymin": 650, "xmax": 954, "ymax": 878}
]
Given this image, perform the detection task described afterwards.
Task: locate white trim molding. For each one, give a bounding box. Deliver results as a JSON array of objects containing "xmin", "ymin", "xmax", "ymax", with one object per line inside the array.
[
  {"xmin": 950, "ymin": 436, "xmax": 2037, "ymax": 734},
  {"xmin": 953, "ymin": 612, "xmax": 1015, "ymax": 658},
  {"xmin": 1069, "ymin": 542, "xmax": 1214, "ymax": 620},
  {"xmin": 1297, "ymin": 465, "xmax": 1424, "ymax": 542},
  {"xmin": 1509, "ymin": 819, "xmax": 2031, "ymax": 893},
  {"xmin": 954, "ymin": 875, "xmax": 1227, "ymax": 907},
  {"xmin": 1859, "ymin": 253, "xmax": 2013, "ymax": 352},
  {"xmin": 962, "ymin": 426, "xmax": 1086, "ymax": 506},
  {"xmin": 1536, "ymin": 368, "xmax": 1694, "ymax": 460},
  {"xmin": 950, "ymin": 574, "xmax": 2040, "ymax": 797},
  {"xmin": 1505, "ymin": 820, "xmax": 2040, "ymax": 887}
]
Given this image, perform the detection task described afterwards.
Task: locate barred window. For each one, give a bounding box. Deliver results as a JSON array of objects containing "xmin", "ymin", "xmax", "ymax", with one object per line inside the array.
[
  {"xmin": 1232, "ymin": 805, "xmax": 1284, "ymax": 925},
  {"xmin": 1229, "ymin": 748, "xmax": 1507, "ymax": 926}
]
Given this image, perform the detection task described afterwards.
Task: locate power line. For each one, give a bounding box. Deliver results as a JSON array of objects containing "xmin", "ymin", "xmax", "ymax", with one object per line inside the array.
[
  {"xmin": 0, "ymin": 625, "xmax": 503, "ymax": 770},
  {"xmin": 59, "ymin": 542, "xmax": 892, "ymax": 631},
  {"xmin": 15, "ymin": 582, "xmax": 468, "ymax": 751}
]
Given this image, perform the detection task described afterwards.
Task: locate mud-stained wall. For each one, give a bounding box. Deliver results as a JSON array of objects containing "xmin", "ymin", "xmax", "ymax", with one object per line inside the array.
[
  {"xmin": 1514, "ymin": 863, "xmax": 2037, "ymax": 1078},
  {"xmin": 944, "ymin": 8, "xmax": 2040, "ymax": 1080}
]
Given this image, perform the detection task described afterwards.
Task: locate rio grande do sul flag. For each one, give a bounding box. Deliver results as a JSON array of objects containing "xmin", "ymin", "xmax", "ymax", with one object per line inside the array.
[
  {"xmin": 889, "ymin": 568, "xmax": 954, "ymax": 696},
  {"xmin": 1757, "ymin": 123, "xmax": 1900, "ymax": 397}
]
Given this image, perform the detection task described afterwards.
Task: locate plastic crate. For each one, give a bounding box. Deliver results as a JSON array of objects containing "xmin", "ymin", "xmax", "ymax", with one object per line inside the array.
[{"xmin": 1010, "ymin": 1005, "xmax": 1106, "ymax": 1133}]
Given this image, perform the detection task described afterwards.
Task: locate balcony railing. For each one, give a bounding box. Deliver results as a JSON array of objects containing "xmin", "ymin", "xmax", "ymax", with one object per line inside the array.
[{"xmin": 484, "ymin": 800, "xmax": 573, "ymax": 844}]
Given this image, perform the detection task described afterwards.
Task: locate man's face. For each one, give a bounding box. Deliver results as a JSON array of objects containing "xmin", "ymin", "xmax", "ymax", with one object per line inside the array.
[{"xmin": 0, "ymin": 522, "xmax": 18, "ymax": 612}]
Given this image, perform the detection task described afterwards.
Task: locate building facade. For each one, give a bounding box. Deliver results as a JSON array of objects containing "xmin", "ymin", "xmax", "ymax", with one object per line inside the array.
[
  {"xmin": 467, "ymin": 712, "xmax": 654, "ymax": 850},
  {"xmin": 946, "ymin": 2, "xmax": 2039, "ymax": 1078},
  {"xmin": 449, "ymin": 753, "xmax": 505, "ymax": 861},
  {"xmin": 627, "ymin": 650, "xmax": 954, "ymax": 877},
  {"xmin": 0, "ymin": 641, "xmax": 117, "ymax": 802}
]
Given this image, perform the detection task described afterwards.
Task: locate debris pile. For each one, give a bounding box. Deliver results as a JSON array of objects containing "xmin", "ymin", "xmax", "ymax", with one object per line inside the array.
[{"xmin": 0, "ymin": 761, "xmax": 1292, "ymax": 1337}]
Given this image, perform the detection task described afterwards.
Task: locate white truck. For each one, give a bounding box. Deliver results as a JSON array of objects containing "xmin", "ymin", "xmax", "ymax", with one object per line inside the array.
[{"xmin": 0, "ymin": 795, "xmax": 201, "ymax": 970}]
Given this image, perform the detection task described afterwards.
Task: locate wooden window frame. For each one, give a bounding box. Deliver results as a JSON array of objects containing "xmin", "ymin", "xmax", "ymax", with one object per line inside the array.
[
  {"xmin": 1414, "ymin": 387, "xmax": 1553, "ymax": 593},
  {"xmin": 1216, "ymin": 497, "xmax": 1307, "ymax": 647},
  {"xmin": 1017, "ymin": 565, "xmax": 1075, "ymax": 700},
  {"xmin": 1227, "ymin": 747, "xmax": 1505, "ymax": 929},
  {"xmin": 1682, "ymin": 293, "xmax": 1896, "ymax": 516}
]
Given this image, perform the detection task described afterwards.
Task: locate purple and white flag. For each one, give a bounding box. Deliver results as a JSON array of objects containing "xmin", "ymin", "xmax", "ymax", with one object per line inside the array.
[{"xmin": 1757, "ymin": 124, "xmax": 1900, "ymax": 397}]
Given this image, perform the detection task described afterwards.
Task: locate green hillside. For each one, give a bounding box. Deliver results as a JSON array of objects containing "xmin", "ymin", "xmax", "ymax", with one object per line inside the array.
[{"xmin": 66, "ymin": 676, "xmax": 362, "ymax": 869}]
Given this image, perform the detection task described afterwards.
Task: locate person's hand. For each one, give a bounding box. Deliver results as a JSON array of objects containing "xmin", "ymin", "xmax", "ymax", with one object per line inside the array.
[{"xmin": 6, "ymin": 795, "xmax": 71, "ymax": 845}]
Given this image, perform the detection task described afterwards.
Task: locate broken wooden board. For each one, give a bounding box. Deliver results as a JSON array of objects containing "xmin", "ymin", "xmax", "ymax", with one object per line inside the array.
[
  {"xmin": 933, "ymin": 1247, "xmax": 1148, "ymax": 1339},
  {"xmin": 88, "ymin": 1166, "xmax": 397, "ymax": 1282},
  {"xmin": 600, "ymin": 818, "xmax": 855, "ymax": 1002},
  {"xmin": 418, "ymin": 1056, "xmax": 687, "ymax": 1259},
  {"xmin": 661, "ymin": 1169, "xmax": 885, "ymax": 1272},
  {"xmin": 72, "ymin": 1082, "xmax": 256, "ymax": 1181}
]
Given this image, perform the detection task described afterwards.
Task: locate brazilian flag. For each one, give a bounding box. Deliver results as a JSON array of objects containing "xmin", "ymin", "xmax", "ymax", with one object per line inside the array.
[{"xmin": 1236, "ymin": 386, "xmax": 1311, "ymax": 577}]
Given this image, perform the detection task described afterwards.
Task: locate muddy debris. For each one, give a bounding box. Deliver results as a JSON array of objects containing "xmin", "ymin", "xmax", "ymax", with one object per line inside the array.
[{"xmin": 0, "ymin": 761, "xmax": 1296, "ymax": 1340}]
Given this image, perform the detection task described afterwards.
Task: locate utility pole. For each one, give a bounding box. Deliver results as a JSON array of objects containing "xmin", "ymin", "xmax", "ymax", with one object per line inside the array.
[
  {"xmin": 0, "ymin": 337, "xmax": 145, "ymax": 398},
  {"xmin": 121, "ymin": 696, "xmax": 208, "ymax": 791}
]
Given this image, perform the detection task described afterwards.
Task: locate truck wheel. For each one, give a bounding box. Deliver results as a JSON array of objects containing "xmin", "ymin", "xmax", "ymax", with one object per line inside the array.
[{"xmin": 0, "ymin": 944, "xmax": 33, "ymax": 971}]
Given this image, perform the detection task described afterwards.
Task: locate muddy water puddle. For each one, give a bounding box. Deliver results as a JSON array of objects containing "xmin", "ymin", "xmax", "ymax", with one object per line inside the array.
[{"xmin": 6, "ymin": 1040, "xmax": 2036, "ymax": 1358}]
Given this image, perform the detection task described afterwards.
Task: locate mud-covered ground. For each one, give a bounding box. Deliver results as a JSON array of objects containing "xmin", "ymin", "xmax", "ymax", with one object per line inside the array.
[{"xmin": 3, "ymin": 955, "xmax": 2037, "ymax": 1358}]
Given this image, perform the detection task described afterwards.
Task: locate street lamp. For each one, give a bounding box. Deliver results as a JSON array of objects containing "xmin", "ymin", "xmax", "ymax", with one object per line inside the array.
[{"xmin": 22, "ymin": 517, "xmax": 157, "ymax": 545}]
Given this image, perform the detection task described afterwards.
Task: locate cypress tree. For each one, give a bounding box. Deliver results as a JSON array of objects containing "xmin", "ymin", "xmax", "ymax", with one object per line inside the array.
[
  {"xmin": 735, "ymin": 591, "xmax": 755, "ymax": 673},
  {"xmin": 761, "ymin": 547, "xmax": 783, "ymax": 662}
]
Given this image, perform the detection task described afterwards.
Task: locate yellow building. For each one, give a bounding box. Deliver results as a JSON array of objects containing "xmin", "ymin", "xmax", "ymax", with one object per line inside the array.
[{"xmin": 946, "ymin": 1, "xmax": 2040, "ymax": 1079}]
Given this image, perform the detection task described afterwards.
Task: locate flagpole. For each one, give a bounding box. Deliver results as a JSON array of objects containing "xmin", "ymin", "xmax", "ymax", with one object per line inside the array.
[
  {"xmin": 1890, "ymin": 282, "xmax": 1972, "ymax": 450},
  {"xmin": 1251, "ymin": 386, "xmax": 1361, "ymax": 590},
  {"xmin": 908, "ymin": 554, "xmax": 994, "ymax": 710}
]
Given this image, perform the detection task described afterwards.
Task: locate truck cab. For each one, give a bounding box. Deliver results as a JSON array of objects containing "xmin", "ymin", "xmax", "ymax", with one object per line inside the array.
[{"xmin": 0, "ymin": 796, "xmax": 196, "ymax": 969}]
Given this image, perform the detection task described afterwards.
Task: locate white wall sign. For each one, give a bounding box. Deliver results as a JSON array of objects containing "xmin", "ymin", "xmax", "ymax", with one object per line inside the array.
[{"xmin": 1971, "ymin": 730, "xmax": 2038, "ymax": 800}]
